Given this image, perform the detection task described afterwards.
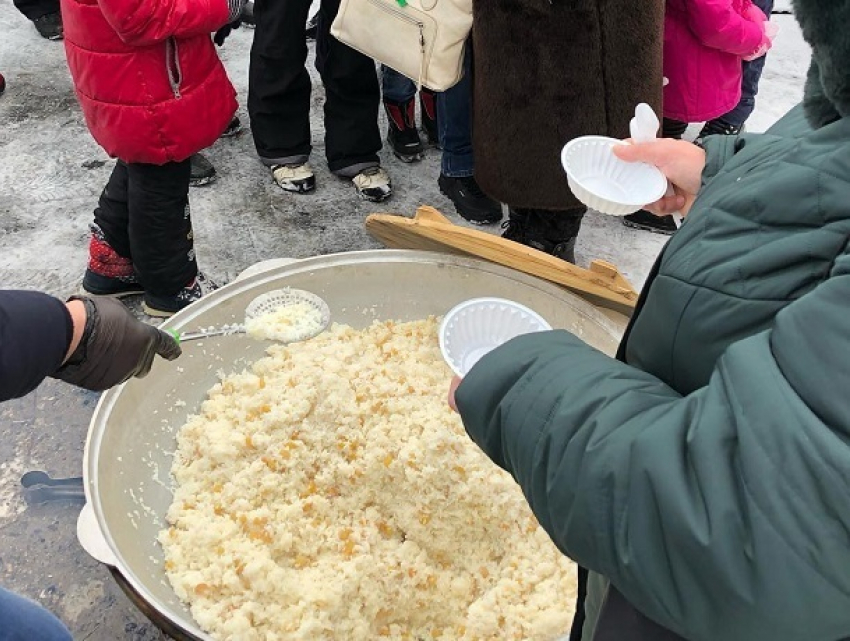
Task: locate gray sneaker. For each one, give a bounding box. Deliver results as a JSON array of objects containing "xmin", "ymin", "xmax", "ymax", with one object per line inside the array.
[
  {"xmin": 271, "ymin": 163, "xmax": 316, "ymax": 193},
  {"xmin": 352, "ymin": 166, "xmax": 392, "ymax": 202}
]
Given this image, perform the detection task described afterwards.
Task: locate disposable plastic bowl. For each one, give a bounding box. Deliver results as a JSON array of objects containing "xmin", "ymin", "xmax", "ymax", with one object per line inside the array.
[
  {"xmin": 561, "ymin": 136, "xmax": 668, "ymax": 216},
  {"xmin": 439, "ymin": 297, "xmax": 552, "ymax": 377}
]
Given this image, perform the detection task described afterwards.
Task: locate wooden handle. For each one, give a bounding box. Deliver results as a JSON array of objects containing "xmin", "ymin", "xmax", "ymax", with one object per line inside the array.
[
  {"xmin": 413, "ymin": 205, "xmax": 452, "ymax": 224},
  {"xmin": 365, "ymin": 207, "xmax": 638, "ymax": 314}
]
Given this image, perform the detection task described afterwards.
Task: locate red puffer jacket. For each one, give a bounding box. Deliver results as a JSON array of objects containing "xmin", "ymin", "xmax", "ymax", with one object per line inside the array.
[{"xmin": 61, "ymin": 0, "xmax": 238, "ymax": 165}]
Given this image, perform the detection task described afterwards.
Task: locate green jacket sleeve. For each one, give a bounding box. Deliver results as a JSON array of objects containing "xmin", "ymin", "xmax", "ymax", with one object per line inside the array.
[
  {"xmin": 699, "ymin": 104, "xmax": 812, "ymax": 186},
  {"xmin": 455, "ymin": 257, "xmax": 850, "ymax": 641},
  {"xmin": 699, "ymin": 134, "xmax": 739, "ymax": 184}
]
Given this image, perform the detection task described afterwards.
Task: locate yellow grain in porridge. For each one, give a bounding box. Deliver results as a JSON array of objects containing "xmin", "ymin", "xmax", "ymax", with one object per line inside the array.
[{"xmin": 160, "ymin": 317, "xmax": 576, "ymax": 641}]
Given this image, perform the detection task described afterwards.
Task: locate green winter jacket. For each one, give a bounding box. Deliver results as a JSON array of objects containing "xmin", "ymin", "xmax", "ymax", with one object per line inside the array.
[{"xmin": 455, "ymin": 94, "xmax": 850, "ymax": 641}]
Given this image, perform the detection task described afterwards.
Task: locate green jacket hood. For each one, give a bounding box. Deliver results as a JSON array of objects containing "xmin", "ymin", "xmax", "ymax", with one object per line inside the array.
[{"xmin": 793, "ymin": 0, "xmax": 850, "ymax": 126}]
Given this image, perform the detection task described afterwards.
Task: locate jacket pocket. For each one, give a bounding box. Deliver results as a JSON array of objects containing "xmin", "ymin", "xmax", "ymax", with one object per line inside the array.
[{"xmin": 165, "ymin": 37, "xmax": 183, "ymax": 99}]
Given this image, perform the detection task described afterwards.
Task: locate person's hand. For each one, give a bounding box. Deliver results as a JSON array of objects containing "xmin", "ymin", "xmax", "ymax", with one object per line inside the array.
[
  {"xmin": 448, "ymin": 376, "xmax": 462, "ymax": 412},
  {"xmin": 613, "ymin": 138, "xmax": 707, "ymax": 217},
  {"xmin": 52, "ymin": 296, "xmax": 181, "ymax": 391}
]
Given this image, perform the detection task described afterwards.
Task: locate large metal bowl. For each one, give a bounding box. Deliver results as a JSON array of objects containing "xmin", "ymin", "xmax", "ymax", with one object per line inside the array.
[{"xmin": 79, "ymin": 250, "xmax": 624, "ymax": 639}]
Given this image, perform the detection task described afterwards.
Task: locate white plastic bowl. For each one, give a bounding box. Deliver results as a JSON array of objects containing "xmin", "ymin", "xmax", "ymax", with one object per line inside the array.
[
  {"xmin": 439, "ymin": 298, "xmax": 552, "ymax": 377},
  {"xmin": 561, "ymin": 136, "xmax": 668, "ymax": 216}
]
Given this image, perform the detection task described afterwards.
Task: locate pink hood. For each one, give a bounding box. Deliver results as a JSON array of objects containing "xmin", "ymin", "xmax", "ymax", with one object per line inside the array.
[{"xmin": 663, "ymin": 0, "xmax": 765, "ymax": 123}]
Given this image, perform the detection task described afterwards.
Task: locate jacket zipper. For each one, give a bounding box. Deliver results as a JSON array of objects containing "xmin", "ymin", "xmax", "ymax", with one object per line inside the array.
[
  {"xmin": 367, "ymin": 0, "xmax": 427, "ymax": 89},
  {"xmin": 166, "ymin": 37, "xmax": 183, "ymax": 99}
]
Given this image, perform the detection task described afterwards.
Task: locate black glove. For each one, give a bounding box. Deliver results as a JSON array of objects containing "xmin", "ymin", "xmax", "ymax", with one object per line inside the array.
[
  {"xmin": 214, "ymin": 19, "xmax": 241, "ymax": 46},
  {"xmin": 51, "ymin": 296, "xmax": 181, "ymax": 391}
]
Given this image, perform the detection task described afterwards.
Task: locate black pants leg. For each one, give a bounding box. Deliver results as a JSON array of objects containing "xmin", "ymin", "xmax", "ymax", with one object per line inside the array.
[
  {"xmin": 94, "ymin": 161, "xmax": 132, "ymax": 258},
  {"xmin": 315, "ymin": 0, "xmax": 382, "ymax": 175},
  {"xmin": 248, "ymin": 0, "xmax": 382, "ymax": 174},
  {"xmin": 248, "ymin": 0, "xmax": 313, "ymax": 167},
  {"xmin": 12, "ymin": 0, "xmax": 58, "ymax": 21},
  {"xmin": 124, "ymin": 160, "xmax": 195, "ymax": 297}
]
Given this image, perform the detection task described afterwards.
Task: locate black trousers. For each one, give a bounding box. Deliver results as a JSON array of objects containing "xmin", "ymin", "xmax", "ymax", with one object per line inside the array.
[
  {"xmin": 13, "ymin": 0, "xmax": 58, "ymax": 21},
  {"xmin": 247, "ymin": 0, "xmax": 382, "ymax": 174},
  {"xmin": 94, "ymin": 160, "xmax": 196, "ymax": 296}
]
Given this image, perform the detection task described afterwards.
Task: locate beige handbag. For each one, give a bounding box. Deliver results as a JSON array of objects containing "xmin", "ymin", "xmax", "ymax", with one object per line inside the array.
[{"xmin": 331, "ymin": 0, "xmax": 472, "ymax": 92}]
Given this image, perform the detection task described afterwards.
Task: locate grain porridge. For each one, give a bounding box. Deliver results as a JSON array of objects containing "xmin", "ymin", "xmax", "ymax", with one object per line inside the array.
[{"xmin": 160, "ymin": 317, "xmax": 576, "ymax": 640}]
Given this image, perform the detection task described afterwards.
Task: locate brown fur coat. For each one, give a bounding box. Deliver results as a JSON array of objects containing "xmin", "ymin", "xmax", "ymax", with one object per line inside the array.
[{"xmin": 472, "ymin": 0, "xmax": 664, "ymax": 211}]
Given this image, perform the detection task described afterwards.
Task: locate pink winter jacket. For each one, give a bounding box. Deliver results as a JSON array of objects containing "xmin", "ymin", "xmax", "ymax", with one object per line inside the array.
[{"xmin": 663, "ymin": 0, "xmax": 765, "ymax": 123}]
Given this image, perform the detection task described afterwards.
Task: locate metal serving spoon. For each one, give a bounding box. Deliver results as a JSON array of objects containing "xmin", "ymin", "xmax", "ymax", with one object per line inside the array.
[{"xmin": 169, "ymin": 288, "xmax": 331, "ymax": 344}]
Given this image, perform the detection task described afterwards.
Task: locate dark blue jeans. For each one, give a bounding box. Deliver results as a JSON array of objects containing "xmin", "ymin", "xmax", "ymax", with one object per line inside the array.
[
  {"xmin": 380, "ymin": 47, "xmax": 474, "ymax": 178},
  {"xmin": 380, "ymin": 66, "xmax": 416, "ymax": 104},
  {"xmin": 0, "ymin": 587, "xmax": 71, "ymax": 641},
  {"xmin": 719, "ymin": 0, "xmax": 775, "ymax": 128}
]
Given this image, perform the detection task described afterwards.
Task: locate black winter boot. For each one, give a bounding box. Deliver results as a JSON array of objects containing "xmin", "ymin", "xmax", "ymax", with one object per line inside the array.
[
  {"xmin": 419, "ymin": 88, "xmax": 440, "ymax": 148},
  {"xmin": 143, "ymin": 272, "xmax": 218, "ymax": 318},
  {"xmin": 697, "ymin": 118, "xmax": 743, "ymax": 140},
  {"xmin": 623, "ymin": 209, "xmax": 678, "ymax": 235},
  {"xmin": 384, "ymin": 97, "xmax": 424, "ymax": 163},
  {"xmin": 501, "ymin": 208, "xmax": 585, "ymax": 263},
  {"xmin": 189, "ymin": 153, "xmax": 217, "ymax": 187},
  {"xmin": 438, "ymin": 174, "xmax": 502, "ymax": 225},
  {"xmin": 33, "ymin": 12, "xmax": 63, "ymax": 40}
]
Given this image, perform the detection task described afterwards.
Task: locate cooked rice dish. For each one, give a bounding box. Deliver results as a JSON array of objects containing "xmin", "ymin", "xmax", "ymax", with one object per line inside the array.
[
  {"xmin": 245, "ymin": 301, "xmax": 326, "ymax": 343},
  {"xmin": 160, "ymin": 317, "xmax": 576, "ymax": 640}
]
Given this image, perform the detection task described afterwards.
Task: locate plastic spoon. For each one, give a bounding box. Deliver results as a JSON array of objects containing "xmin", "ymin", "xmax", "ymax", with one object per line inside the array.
[
  {"xmin": 629, "ymin": 103, "xmax": 680, "ymax": 221},
  {"xmin": 629, "ymin": 102, "xmax": 660, "ymax": 143},
  {"xmin": 170, "ymin": 288, "xmax": 331, "ymax": 344}
]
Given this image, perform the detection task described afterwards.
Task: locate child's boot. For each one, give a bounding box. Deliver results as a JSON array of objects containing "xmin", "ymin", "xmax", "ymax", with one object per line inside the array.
[
  {"xmin": 697, "ymin": 118, "xmax": 743, "ymax": 140},
  {"xmin": 143, "ymin": 272, "xmax": 218, "ymax": 318},
  {"xmin": 189, "ymin": 153, "xmax": 217, "ymax": 187},
  {"xmin": 419, "ymin": 88, "xmax": 440, "ymax": 148},
  {"xmin": 82, "ymin": 223, "xmax": 144, "ymax": 297},
  {"xmin": 384, "ymin": 97, "xmax": 424, "ymax": 163}
]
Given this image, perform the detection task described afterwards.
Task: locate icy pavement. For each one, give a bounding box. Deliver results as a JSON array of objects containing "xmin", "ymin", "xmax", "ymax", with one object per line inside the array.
[{"xmin": 0, "ymin": 1, "xmax": 810, "ymax": 638}]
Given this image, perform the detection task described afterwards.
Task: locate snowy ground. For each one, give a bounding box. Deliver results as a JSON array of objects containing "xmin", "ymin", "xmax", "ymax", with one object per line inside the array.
[{"xmin": 0, "ymin": 3, "xmax": 811, "ymax": 639}]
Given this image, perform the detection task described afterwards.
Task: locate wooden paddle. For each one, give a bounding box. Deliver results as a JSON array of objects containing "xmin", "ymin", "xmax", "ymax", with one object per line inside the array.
[{"xmin": 365, "ymin": 206, "xmax": 638, "ymax": 315}]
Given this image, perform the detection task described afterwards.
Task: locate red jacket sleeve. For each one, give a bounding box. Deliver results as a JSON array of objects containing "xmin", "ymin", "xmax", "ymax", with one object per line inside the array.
[
  {"xmin": 0, "ymin": 291, "xmax": 72, "ymax": 402},
  {"xmin": 685, "ymin": 0, "xmax": 765, "ymax": 56},
  {"xmin": 96, "ymin": 0, "xmax": 231, "ymax": 46}
]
